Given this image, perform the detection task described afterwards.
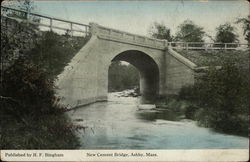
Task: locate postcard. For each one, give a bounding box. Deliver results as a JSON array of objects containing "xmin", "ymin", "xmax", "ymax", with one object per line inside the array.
[{"xmin": 0, "ymin": 0, "xmax": 249, "ymax": 161}]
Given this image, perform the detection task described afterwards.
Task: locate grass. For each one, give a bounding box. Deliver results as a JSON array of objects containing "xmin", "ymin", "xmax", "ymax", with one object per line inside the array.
[
  {"xmin": 176, "ymin": 49, "xmax": 249, "ymax": 69},
  {"xmin": 0, "ymin": 114, "xmax": 80, "ymax": 149}
]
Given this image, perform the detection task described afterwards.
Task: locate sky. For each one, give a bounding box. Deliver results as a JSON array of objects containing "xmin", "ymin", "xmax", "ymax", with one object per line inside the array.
[{"xmin": 2, "ymin": 0, "xmax": 249, "ymax": 42}]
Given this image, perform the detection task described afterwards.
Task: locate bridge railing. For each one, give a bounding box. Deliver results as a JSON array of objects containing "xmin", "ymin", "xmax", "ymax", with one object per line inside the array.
[
  {"xmin": 1, "ymin": 6, "xmax": 90, "ymax": 37},
  {"xmin": 92, "ymin": 23, "xmax": 167, "ymax": 49},
  {"xmin": 169, "ymin": 42, "xmax": 250, "ymax": 50}
]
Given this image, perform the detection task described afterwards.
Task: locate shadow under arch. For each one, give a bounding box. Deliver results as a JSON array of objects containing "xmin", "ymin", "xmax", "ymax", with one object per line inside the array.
[{"xmin": 110, "ymin": 50, "xmax": 160, "ymax": 103}]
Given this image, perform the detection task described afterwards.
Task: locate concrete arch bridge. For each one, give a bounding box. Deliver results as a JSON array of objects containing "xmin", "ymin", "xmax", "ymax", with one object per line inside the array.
[
  {"xmin": 2, "ymin": 6, "xmax": 248, "ymax": 109},
  {"xmin": 56, "ymin": 23, "xmax": 196, "ymax": 108}
]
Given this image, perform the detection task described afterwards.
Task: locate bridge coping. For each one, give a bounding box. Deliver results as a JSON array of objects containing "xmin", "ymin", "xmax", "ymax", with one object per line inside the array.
[{"xmin": 89, "ymin": 22, "xmax": 168, "ymax": 50}]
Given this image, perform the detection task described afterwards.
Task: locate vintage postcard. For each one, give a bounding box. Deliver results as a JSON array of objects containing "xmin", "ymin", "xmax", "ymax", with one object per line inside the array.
[{"xmin": 0, "ymin": 0, "xmax": 249, "ymax": 161}]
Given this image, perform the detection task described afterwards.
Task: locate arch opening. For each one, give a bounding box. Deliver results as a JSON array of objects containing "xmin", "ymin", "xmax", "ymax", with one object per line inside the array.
[
  {"xmin": 108, "ymin": 61, "xmax": 139, "ymax": 93},
  {"xmin": 108, "ymin": 50, "xmax": 160, "ymax": 103}
]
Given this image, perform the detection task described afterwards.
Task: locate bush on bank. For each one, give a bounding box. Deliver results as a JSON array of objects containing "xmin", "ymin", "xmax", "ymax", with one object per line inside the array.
[
  {"xmin": 0, "ymin": 20, "xmax": 88, "ymax": 148},
  {"xmin": 27, "ymin": 31, "xmax": 89, "ymax": 79},
  {"xmin": 178, "ymin": 60, "xmax": 249, "ymax": 136},
  {"xmin": 0, "ymin": 59, "xmax": 80, "ymax": 149}
]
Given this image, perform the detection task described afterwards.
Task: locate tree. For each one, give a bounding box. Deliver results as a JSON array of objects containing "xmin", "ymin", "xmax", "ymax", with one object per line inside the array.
[
  {"xmin": 108, "ymin": 61, "xmax": 139, "ymax": 92},
  {"xmin": 26, "ymin": 31, "xmax": 89, "ymax": 79},
  {"xmin": 175, "ymin": 19, "xmax": 205, "ymax": 42},
  {"xmin": 3, "ymin": 0, "xmax": 40, "ymax": 22},
  {"xmin": 149, "ymin": 22, "xmax": 172, "ymax": 41},
  {"xmin": 16, "ymin": 0, "xmax": 34, "ymax": 19},
  {"xmin": 215, "ymin": 23, "xmax": 239, "ymax": 43},
  {"xmin": 236, "ymin": 15, "xmax": 250, "ymax": 44},
  {"xmin": 0, "ymin": 13, "xmax": 83, "ymax": 149}
]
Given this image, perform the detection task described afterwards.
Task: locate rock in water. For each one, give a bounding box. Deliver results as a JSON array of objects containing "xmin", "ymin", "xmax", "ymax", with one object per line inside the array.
[{"xmin": 137, "ymin": 104, "xmax": 156, "ymax": 110}]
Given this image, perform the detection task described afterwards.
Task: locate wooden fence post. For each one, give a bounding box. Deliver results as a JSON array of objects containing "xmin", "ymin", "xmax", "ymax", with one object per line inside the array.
[
  {"xmin": 85, "ymin": 26, "xmax": 88, "ymax": 36},
  {"xmin": 70, "ymin": 23, "xmax": 73, "ymax": 37},
  {"xmin": 49, "ymin": 18, "xmax": 52, "ymax": 31}
]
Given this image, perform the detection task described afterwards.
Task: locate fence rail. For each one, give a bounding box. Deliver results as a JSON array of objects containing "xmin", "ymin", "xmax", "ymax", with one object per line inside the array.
[
  {"xmin": 1, "ymin": 6, "xmax": 90, "ymax": 36},
  {"xmin": 168, "ymin": 42, "xmax": 250, "ymax": 50}
]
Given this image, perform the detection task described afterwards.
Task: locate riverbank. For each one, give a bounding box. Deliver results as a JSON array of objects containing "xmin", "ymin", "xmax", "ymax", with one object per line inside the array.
[{"xmin": 155, "ymin": 93, "xmax": 248, "ymax": 137}]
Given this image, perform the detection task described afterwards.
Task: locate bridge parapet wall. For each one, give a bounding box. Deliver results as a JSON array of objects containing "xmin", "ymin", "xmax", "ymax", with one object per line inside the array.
[{"xmin": 89, "ymin": 23, "xmax": 167, "ymax": 50}]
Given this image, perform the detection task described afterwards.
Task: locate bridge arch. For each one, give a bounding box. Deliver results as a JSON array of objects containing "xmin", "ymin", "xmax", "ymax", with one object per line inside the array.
[
  {"xmin": 56, "ymin": 23, "xmax": 196, "ymax": 108},
  {"xmin": 109, "ymin": 50, "xmax": 160, "ymax": 102}
]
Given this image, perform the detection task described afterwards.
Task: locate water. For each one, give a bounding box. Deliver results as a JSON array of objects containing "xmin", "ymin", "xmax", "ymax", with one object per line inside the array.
[{"xmin": 66, "ymin": 92, "xmax": 249, "ymax": 149}]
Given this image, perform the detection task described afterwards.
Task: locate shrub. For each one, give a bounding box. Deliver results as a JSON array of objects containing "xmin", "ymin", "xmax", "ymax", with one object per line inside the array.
[
  {"xmin": 1, "ymin": 20, "xmax": 85, "ymax": 148},
  {"xmin": 1, "ymin": 59, "xmax": 62, "ymax": 116},
  {"xmin": 184, "ymin": 105, "xmax": 199, "ymax": 119},
  {"xmin": 178, "ymin": 85, "xmax": 198, "ymax": 101},
  {"xmin": 0, "ymin": 57, "xmax": 80, "ymax": 149},
  {"xmin": 27, "ymin": 31, "xmax": 89, "ymax": 79},
  {"xmin": 179, "ymin": 60, "xmax": 249, "ymax": 136}
]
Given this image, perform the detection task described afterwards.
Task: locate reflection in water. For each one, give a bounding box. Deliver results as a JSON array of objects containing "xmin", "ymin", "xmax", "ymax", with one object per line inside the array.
[{"xmin": 66, "ymin": 92, "xmax": 249, "ymax": 149}]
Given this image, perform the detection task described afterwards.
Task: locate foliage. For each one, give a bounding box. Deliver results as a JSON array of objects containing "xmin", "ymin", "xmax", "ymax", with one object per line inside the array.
[
  {"xmin": 108, "ymin": 61, "xmax": 139, "ymax": 92},
  {"xmin": 0, "ymin": 114, "xmax": 80, "ymax": 149},
  {"xmin": 215, "ymin": 23, "xmax": 239, "ymax": 43},
  {"xmin": 0, "ymin": 60, "xmax": 80, "ymax": 149},
  {"xmin": 1, "ymin": 18, "xmax": 41, "ymax": 71},
  {"xmin": 2, "ymin": 0, "xmax": 40, "ymax": 23},
  {"xmin": 175, "ymin": 19, "xmax": 205, "ymax": 42},
  {"xmin": 149, "ymin": 22, "xmax": 173, "ymax": 41},
  {"xmin": 178, "ymin": 60, "xmax": 249, "ymax": 136},
  {"xmin": 184, "ymin": 105, "xmax": 199, "ymax": 119},
  {"xmin": 176, "ymin": 50, "xmax": 250, "ymax": 68},
  {"xmin": 0, "ymin": 17, "xmax": 87, "ymax": 149},
  {"xmin": 27, "ymin": 31, "xmax": 89, "ymax": 79},
  {"xmin": 236, "ymin": 15, "xmax": 250, "ymax": 44},
  {"xmin": 1, "ymin": 60, "xmax": 61, "ymax": 116},
  {"xmin": 178, "ymin": 85, "xmax": 199, "ymax": 102}
]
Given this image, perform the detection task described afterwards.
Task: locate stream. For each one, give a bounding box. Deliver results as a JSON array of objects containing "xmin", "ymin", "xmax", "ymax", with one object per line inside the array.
[{"xmin": 66, "ymin": 91, "xmax": 249, "ymax": 149}]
